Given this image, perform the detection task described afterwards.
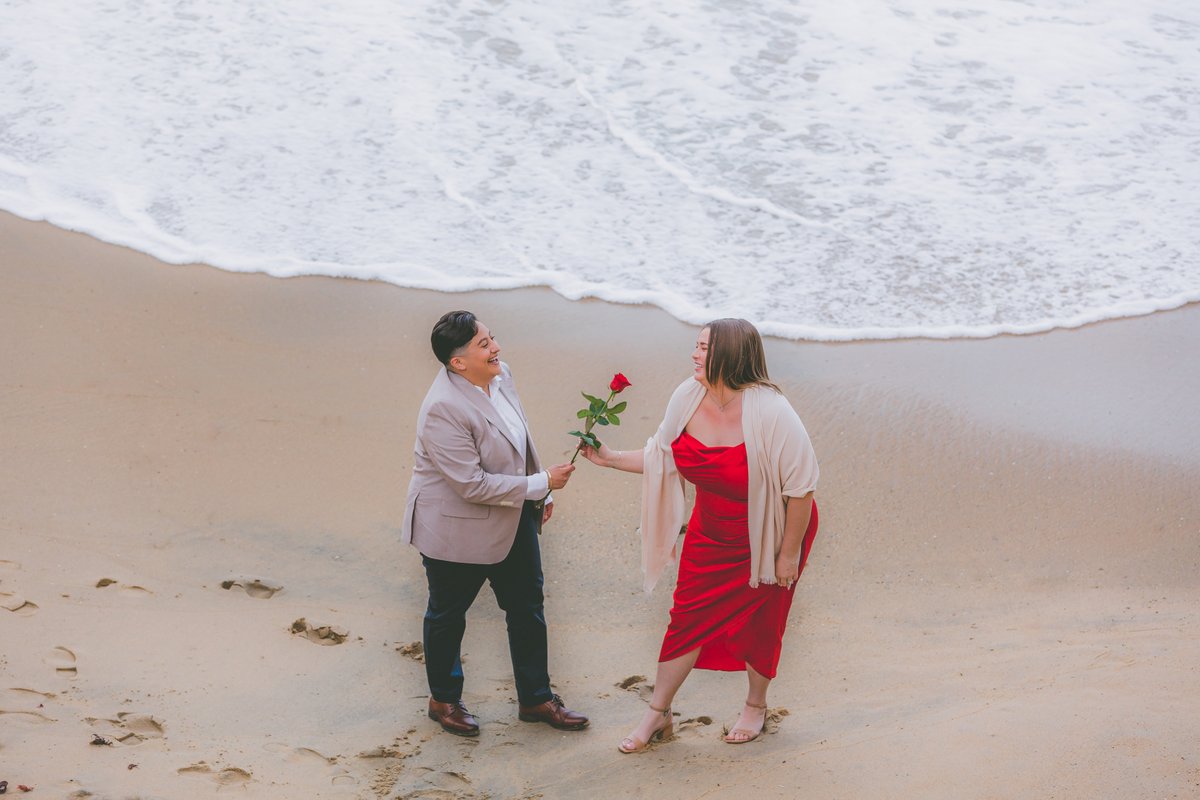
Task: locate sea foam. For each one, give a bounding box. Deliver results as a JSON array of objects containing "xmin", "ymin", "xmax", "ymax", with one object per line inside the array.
[{"xmin": 1, "ymin": 0, "xmax": 1197, "ymax": 340}]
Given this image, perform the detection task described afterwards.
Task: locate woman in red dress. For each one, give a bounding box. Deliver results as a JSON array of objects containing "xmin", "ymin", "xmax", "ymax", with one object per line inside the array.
[{"xmin": 581, "ymin": 318, "xmax": 819, "ymax": 752}]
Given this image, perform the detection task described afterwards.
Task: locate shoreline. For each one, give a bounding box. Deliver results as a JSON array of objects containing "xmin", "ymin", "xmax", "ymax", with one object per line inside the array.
[
  {"xmin": 3, "ymin": 207, "xmax": 1198, "ymax": 344},
  {"xmin": 2, "ymin": 212, "xmax": 1198, "ymax": 799}
]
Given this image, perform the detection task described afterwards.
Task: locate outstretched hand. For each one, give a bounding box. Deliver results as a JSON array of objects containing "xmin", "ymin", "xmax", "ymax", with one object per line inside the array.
[
  {"xmin": 546, "ymin": 462, "xmax": 575, "ymax": 490},
  {"xmin": 577, "ymin": 442, "xmax": 615, "ymax": 468}
]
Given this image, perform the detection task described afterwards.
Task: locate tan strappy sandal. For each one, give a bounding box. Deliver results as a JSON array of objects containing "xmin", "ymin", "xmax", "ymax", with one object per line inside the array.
[
  {"xmin": 617, "ymin": 704, "xmax": 674, "ymax": 754},
  {"xmin": 723, "ymin": 701, "xmax": 768, "ymax": 744}
]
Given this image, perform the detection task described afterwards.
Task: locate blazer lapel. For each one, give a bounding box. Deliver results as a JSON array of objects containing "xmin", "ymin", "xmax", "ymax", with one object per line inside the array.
[
  {"xmin": 497, "ymin": 374, "xmax": 540, "ymax": 474},
  {"xmin": 446, "ymin": 370, "xmax": 521, "ymax": 453},
  {"xmin": 496, "ymin": 376, "xmax": 528, "ymax": 427}
]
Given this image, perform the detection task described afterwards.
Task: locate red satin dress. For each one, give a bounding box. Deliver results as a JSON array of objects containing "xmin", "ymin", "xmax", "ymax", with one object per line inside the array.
[{"xmin": 659, "ymin": 430, "xmax": 819, "ymax": 679}]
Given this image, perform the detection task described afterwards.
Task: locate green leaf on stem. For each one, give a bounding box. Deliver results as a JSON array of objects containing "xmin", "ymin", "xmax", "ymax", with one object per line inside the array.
[
  {"xmin": 609, "ymin": 401, "xmax": 627, "ymax": 414},
  {"xmin": 576, "ymin": 409, "xmax": 590, "ymax": 418},
  {"xmin": 569, "ymin": 431, "xmax": 601, "ymax": 449}
]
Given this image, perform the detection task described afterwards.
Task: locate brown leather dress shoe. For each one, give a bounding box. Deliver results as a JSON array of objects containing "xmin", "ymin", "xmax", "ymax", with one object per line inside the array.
[
  {"xmin": 427, "ymin": 698, "xmax": 479, "ymax": 737},
  {"xmin": 518, "ymin": 694, "xmax": 589, "ymax": 730}
]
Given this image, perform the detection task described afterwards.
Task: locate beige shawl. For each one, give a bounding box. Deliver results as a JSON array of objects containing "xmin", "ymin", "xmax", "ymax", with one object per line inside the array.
[{"xmin": 639, "ymin": 378, "xmax": 819, "ymax": 593}]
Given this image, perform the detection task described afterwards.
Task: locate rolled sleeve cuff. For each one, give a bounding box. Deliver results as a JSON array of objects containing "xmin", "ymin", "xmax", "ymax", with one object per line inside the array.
[{"xmin": 525, "ymin": 470, "xmax": 550, "ymax": 501}]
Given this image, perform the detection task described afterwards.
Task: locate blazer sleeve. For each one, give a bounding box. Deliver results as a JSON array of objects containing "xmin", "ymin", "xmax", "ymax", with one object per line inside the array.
[{"xmin": 421, "ymin": 400, "xmax": 530, "ymax": 507}]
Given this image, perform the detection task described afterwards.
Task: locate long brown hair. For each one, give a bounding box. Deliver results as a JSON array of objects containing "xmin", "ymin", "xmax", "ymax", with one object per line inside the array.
[{"xmin": 704, "ymin": 318, "xmax": 780, "ymax": 392}]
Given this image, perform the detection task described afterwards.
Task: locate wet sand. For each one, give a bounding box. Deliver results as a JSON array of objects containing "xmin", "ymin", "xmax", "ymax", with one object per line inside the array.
[{"xmin": 1, "ymin": 211, "xmax": 1198, "ymax": 798}]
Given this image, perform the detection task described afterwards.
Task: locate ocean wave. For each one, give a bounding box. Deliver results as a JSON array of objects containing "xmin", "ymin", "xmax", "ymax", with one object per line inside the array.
[{"xmin": 1, "ymin": 0, "xmax": 1197, "ymax": 340}]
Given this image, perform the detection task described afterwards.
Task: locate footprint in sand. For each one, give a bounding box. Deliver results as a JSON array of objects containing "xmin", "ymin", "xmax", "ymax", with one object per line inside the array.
[
  {"xmin": 264, "ymin": 742, "xmax": 336, "ymax": 764},
  {"xmin": 178, "ymin": 762, "xmax": 252, "ymax": 786},
  {"xmin": 85, "ymin": 713, "xmax": 165, "ymax": 745},
  {"xmin": 95, "ymin": 579, "xmax": 154, "ymax": 598},
  {"xmin": 396, "ymin": 641, "xmax": 425, "ymax": 663},
  {"xmin": 264, "ymin": 744, "xmax": 358, "ymax": 787},
  {"xmin": 356, "ymin": 745, "xmax": 405, "ymax": 759},
  {"xmin": 395, "ymin": 773, "xmax": 475, "ymax": 800},
  {"xmin": 0, "ymin": 592, "xmax": 38, "ymax": 616},
  {"xmin": 1, "ymin": 687, "xmax": 58, "ymax": 724},
  {"xmin": 290, "ymin": 618, "xmax": 348, "ymax": 646},
  {"xmin": 4, "ymin": 688, "xmax": 57, "ymax": 701},
  {"xmin": 677, "ymin": 715, "xmax": 714, "ymax": 733},
  {"xmin": 397, "ymin": 787, "xmax": 475, "ymax": 800},
  {"xmin": 1, "ymin": 688, "xmax": 58, "ymax": 721},
  {"xmin": 221, "ymin": 577, "xmax": 283, "ymax": 599},
  {"xmin": 616, "ymin": 675, "xmax": 654, "ymax": 701},
  {"xmin": 46, "ymin": 647, "xmax": 78, "ymax": 679},
  {"xmin": 0, "ymin": 709, "xmax": 56, "ymax": 724}
]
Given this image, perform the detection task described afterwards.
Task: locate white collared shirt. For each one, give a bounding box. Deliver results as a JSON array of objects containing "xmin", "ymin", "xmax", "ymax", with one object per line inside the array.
[{"xmin": 476, "ymin": 376, "xmax": 550, "ymax": 501}]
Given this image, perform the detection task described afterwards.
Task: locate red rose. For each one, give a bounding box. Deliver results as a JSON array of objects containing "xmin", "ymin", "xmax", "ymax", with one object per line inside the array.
[
  {"xmin": 569, "ymin": 373, "xmax": 634, "ymax": 463},
  {"xmin": 609, "ymin": 373, "xmax": 632, "ymax": 393}
]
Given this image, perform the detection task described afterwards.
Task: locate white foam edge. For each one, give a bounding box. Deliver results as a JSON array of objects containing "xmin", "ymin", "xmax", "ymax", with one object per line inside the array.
[{"xmin": 2, "ymin": 193, "xmax": 1196, "ymax": 343}]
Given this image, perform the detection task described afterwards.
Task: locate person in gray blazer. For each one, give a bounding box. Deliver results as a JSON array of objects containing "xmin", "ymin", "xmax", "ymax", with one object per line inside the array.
[{"xmin": 402, "ymin": 310, "xmax": 588, "ymax": 736}]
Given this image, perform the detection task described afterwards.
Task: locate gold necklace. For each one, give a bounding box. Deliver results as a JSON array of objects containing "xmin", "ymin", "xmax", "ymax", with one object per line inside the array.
[{"xmin": 709, "ymin": 390, "xmax": 738, "ymax": 412}]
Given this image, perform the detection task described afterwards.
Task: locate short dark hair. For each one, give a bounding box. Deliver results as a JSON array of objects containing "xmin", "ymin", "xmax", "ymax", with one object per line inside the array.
[
  {"xmin": 704, "ymin": 318, "xmax": 780, "ymax": 392},
  {"xmin": 431, "ymin": 310, "xmax": 478, "ymax": 365}
]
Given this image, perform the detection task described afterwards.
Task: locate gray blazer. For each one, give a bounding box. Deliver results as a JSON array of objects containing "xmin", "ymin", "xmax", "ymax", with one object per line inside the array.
[{"xmin": 402, "ymin": 362, "xmax": 545, "ymax": 564}]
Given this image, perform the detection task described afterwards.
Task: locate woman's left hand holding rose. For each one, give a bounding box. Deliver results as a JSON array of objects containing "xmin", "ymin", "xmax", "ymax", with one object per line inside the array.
[{"xmin": 579, "ymin": 441, "xmax": 616, "ymax": 468}]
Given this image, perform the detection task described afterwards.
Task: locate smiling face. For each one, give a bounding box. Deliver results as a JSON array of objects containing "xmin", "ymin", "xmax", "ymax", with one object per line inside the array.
[
  {"xmin": 691, "ymin": 327, "xmax": 711, "ymax": 386},
  {"xmin": 449, "ymin": 322, "xmax": 501, "ymax": 387}
]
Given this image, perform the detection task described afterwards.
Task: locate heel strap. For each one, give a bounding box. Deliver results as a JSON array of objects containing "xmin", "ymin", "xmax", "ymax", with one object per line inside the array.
[
  {"xmin": 745, "ymin": 701, "xmax": 768, "ymax": 710},
  {"xmin": 649, "ymin": 704, "xmax": 671, "ymax": 716}
]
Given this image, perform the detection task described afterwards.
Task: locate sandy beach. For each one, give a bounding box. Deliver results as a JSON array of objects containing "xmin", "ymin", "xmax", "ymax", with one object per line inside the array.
[{"xmin": 2, "ymin": 210, "xmax": 1198, "ymax": 799}]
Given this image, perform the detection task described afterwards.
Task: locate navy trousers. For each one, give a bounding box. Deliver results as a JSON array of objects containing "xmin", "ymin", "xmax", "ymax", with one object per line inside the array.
[{"xmin": 421, "ymin": 500, "xmax": 552, "ymax": 707}]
